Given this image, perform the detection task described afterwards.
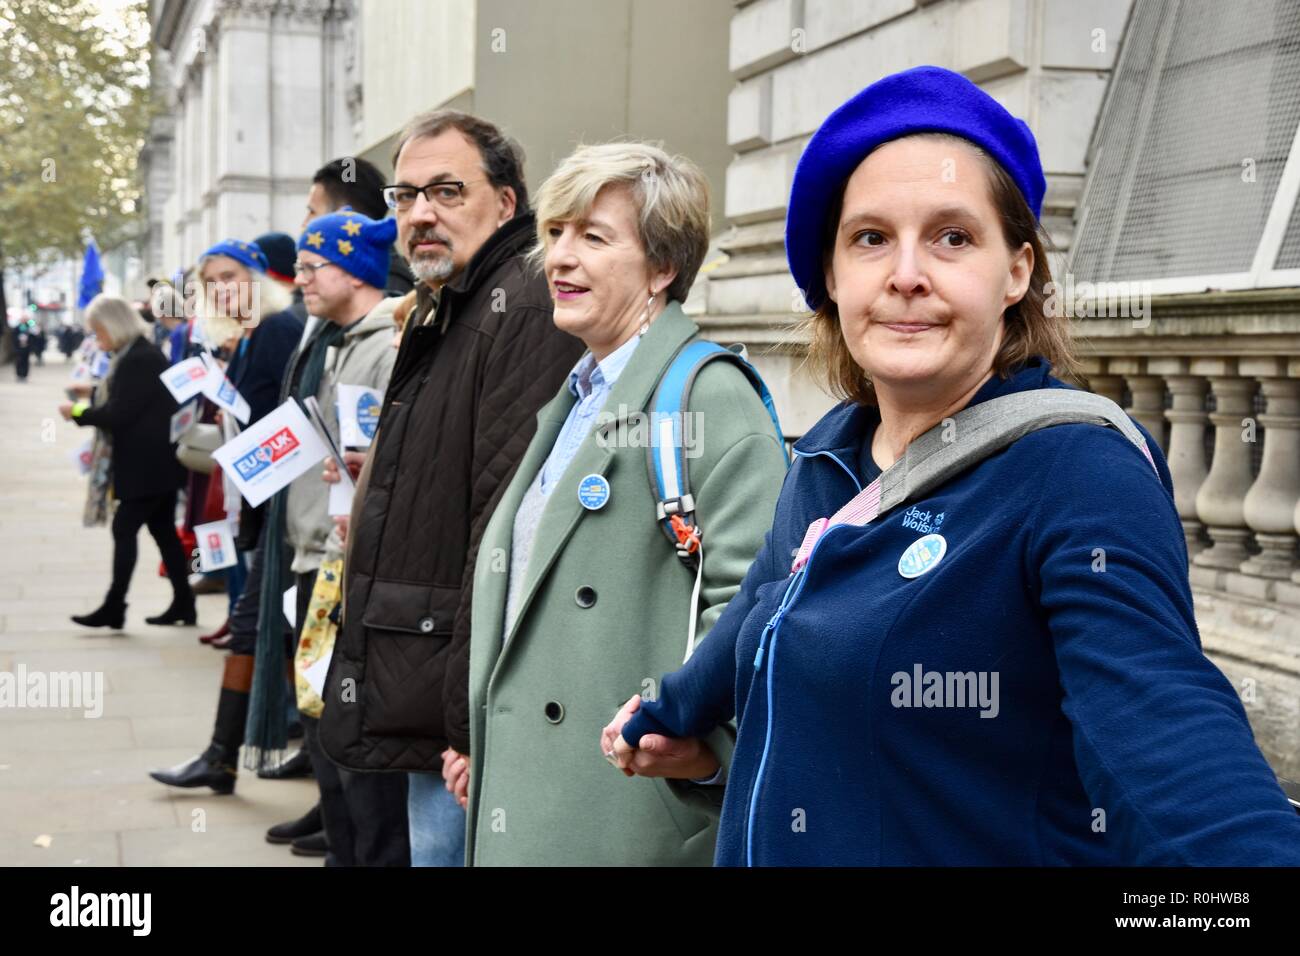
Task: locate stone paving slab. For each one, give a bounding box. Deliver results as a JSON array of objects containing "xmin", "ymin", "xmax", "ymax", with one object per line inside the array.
[{"xmin": 0, "ymin": 357, "xmax": 321, "ymax": 867}]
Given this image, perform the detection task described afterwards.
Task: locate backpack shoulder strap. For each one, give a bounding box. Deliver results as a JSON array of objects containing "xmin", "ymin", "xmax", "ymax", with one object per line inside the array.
[
  {"xmin": 792, "ymin": 389, "xmax": 1156, "ymax": 573},
  {"xmin": 883, "ymin": 389, "xmax": 1155, "ymax": 515},
  {"xmin": 647, "ymin": 340, "xmax": 787, "ymax": 566}
]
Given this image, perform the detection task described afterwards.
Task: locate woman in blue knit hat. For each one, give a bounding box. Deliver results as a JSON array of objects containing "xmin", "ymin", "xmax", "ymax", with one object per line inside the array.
[
  {"xmin": 149, "ymin": 237, "xmax": 303, "ymax": 795},
  {"xmin": 604, "ymin": 66, "xmax": 1300, "ymax": 865}
]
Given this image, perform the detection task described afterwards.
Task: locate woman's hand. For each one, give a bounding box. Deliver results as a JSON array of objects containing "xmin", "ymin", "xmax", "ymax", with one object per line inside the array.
[
  {"xmin": 332, "ymin": 514, "xmax": 350, "ymax": 546},
  {"xmin": 601, "ymin": 695, "xmax": 721, "ymax": 781},
  {"xmin": 441, "ymin": 747, "xmax": 470, "ymax": 809},
  {"xmin": 66, "ymin": 382, "xmax": 93, "ymax": 398},
  {"xmin": 57, "ymin": 401, "xmax": 75, "ymax": 421}
]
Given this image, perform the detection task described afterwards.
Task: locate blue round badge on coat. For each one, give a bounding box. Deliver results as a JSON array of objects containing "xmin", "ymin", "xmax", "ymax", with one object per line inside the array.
[
  {"xmin": 577, "ymin": 474, "xmax": 611, "ymax": 510},
  {"xmin": 898, "ymin": 533, "xmax": 947, "ymax": 579},
  {"xmin": 356, "ymin": 392, "xmax": 381, "ymax": 439}
]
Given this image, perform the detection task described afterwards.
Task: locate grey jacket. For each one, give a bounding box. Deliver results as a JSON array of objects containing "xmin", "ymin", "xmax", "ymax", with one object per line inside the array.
[{"xmin": 287, "ymin": 296, "xmax": 400, "ymax": 573}]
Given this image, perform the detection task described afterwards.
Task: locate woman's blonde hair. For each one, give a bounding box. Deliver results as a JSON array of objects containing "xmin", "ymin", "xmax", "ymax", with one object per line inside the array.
[
  {"xmin": 531, "ymin": 141, "xmax": 711, "ymax": 303},
  {"xmin": 84, "ymin": 294, "xmax": 150, "ymax": 350},
  {"xmin": 194, "ymin": 254, "xmax": 293, "ymax": 348},
  {"xmin": 803, "ymin": 132, "xmax": 1078, "ymax": 406}
]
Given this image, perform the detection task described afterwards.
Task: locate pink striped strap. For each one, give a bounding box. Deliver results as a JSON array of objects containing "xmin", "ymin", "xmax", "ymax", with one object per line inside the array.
[{"xmin": 791, "ymin": 475, "xmax": 884, "ymax": 572}]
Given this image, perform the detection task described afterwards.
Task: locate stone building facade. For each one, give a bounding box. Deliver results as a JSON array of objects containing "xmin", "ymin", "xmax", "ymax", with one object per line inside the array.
[{"xmin": 145, "ymin": 0, "xmax": 357, "ymax": 275}]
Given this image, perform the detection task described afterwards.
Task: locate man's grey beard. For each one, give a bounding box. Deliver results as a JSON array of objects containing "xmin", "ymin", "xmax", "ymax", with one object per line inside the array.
[{"xmin": 410, "ymin": 254, "xmax": 454, "ymax": 285}]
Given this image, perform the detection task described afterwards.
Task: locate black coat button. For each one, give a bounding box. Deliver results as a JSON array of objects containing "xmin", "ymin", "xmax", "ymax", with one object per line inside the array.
[
  {"xmin": 575, "ymin": 586, "xmax": 597, "ymax": 608},
  {"xmin": 544, "ymin": 701, "xmax": 564, "ymax": 723}
]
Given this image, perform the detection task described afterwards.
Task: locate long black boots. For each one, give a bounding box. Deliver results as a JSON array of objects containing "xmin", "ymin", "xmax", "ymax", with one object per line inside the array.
[
  {"xmin": 149, "ymin": 654, "xmax": 251, "ymax": 794},
  {"xmin": 146, "ymin": 517, "xmax": 197, "ymax": 625}
]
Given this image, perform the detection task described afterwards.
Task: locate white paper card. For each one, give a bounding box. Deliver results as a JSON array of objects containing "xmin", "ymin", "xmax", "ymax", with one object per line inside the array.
[
  {"xmin": 302, "ymin": 648, "xmax": 334, "ymax": 699},
  {"xmin": 169, "ymin": 398, "xmax": 201, "ymax": 444},
  {"xmin": 335, "ymin": 384, "xmax": 384, "ymax": 448},
  {"xmin": 283, "ymin": 585, "xmax": 297, "ymax": 629},
  {"xmin": 199, "ymin": 355, "xmax": 251, "ymax": 424},
  {"xmin": 193, "ymin": 519, "xmax": 238, "ymax": 572},
  {"xmin": 160, "ymin": 356, "xmax": 210, "ymax": 404},
  {"xmin": 328, "ymin": 476, "xmax": 354, "ymax": 517},
  {"xmin": 211, "ymin": 399, "xmax": 331, "ymax": 508}
]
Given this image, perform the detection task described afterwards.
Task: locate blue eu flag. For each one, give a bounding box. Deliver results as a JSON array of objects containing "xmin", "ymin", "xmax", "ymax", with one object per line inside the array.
[{"xmin": 77, "ymin": 239, "xmax": 104, "ymax": 309}]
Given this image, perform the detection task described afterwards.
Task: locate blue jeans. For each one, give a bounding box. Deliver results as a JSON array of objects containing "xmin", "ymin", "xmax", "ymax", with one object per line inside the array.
[{"xmin": 408, "ymin": 772, "xmax": 465, "ymax": 867}]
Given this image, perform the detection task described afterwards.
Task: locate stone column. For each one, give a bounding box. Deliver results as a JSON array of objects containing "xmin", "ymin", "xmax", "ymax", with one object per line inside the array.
[
  {"xmin": 1239, "ymin": 361, "xmax": 1300, "ymax": 579},
  {"xmin": 1193, "ymin": 360, "xmax": 1258, "ymax": 571},
  {"xmin": 1080, "ymin": 356, "xmax": 1125, "ymax": 407},
  {"xmin": 1151, "ymin": 358, "xmax": 1210, "ymax": 556},
  {"xmin": 1109, "ymin": 358, "xmax": 1167, "ymax": 451}
]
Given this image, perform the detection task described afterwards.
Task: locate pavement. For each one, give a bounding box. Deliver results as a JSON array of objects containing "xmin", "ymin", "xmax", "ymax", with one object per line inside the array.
[{"xmin": 0, "ymin": 348, "xmax": 320, "ymax": 866}]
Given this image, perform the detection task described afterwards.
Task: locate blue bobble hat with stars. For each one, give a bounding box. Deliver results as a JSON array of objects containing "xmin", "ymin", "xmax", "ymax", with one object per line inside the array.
[
  {"xmin": 199, "ymin": 238, "xmax": 269, "ymax": 274},
  {"xmin": 298, "ymin": 209, "xmax": 397, "ymax": 290},
  {"xmin": 785, "ymin": 64, "xmax": 1047, "ymax": 311}
]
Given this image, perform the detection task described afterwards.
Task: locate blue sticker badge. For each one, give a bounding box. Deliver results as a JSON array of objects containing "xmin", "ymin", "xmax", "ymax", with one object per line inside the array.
[
  {"xmin": 356, "ymin": 392, "xmax": 381, "ymax": 439},
  {"xmin": 898, "ymin": 533, "xmax": 947, "ymax": 579},
  {"xmin": 578, "ymin": 474, "xmax": 611, "ymax": 510}
]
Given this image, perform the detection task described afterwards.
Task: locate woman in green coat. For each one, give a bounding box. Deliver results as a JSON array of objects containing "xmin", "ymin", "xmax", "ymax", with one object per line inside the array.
[{"xmin": 440, "ymin": 142, "xmax": 789, "ymax": 865}]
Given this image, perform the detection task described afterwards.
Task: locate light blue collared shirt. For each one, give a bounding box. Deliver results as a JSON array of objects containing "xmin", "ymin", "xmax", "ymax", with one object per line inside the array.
[{"xmin": 538, "ymin": 332, "xmax": 643, "ymax": 496}]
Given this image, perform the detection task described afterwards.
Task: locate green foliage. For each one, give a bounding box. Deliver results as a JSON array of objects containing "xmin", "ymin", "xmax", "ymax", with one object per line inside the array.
[{"xmin": 0, "ymin": 0, "xmax": 153, "ymax": 266}]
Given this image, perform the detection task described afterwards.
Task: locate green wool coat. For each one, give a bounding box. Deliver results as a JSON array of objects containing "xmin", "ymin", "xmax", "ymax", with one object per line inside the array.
[{"xmin": 464, "ymin": 304, "xmax": 788, "ymax": 866}]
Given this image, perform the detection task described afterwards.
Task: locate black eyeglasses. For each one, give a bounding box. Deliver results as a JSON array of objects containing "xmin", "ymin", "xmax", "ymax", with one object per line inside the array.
[{"xmin": 382, "ymin": 179, "xmax": 483, "ymax": 211}]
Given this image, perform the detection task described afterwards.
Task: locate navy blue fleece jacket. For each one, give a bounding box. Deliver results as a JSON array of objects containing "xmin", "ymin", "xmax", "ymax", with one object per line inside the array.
[{"xmin": 623, "ymin": 358, "xmax": 1300, "ymax": 866}]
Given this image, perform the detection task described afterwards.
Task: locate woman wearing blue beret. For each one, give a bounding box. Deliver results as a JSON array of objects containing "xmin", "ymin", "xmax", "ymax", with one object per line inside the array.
[{"xmin": 604, "ymin": 65, "xmax": 1300, "ymax": 865}]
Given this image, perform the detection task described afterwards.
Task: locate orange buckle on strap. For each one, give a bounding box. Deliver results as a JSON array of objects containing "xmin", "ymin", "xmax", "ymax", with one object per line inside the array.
[{"xmin": 670, "ymin": 514, "xmax": 702, "ymax": 556}]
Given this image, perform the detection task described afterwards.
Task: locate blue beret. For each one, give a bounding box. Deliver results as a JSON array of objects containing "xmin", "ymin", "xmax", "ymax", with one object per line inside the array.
[
  {"xmin": 200, "ymin": 238, "xmax": 269, "ymax": 275},
  {"xmin": 298, "ymin": 210, "xmax": 397, "ymax": 290},
  {"xmin": 786, "ymin": 65, "xmax": 1046, "ymax": 310}
]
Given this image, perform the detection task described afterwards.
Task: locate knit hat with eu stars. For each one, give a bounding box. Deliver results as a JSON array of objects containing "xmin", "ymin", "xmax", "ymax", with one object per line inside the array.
[
  {"xmin": 297, "ymin": 209, "xmax": 398, "ymax": 289},
  {"xmin": 199, "ymin": 238, "xmax": 269, "ymax": 274}
]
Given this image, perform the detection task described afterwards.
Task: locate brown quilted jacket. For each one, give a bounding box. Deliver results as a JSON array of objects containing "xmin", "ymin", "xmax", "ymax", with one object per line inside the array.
[{"xmin": 319, "ymin": 213, "xmax": 583, "ymax": 772}]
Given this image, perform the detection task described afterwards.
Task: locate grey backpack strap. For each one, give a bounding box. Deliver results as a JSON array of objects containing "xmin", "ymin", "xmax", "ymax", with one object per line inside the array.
[
  {"xmin": 790, "ymin": 389, "xmax": 1155, "ymax": 573},
  {"xmin": 878, "ymin": 389, "xmax": 1155, "ymax": 515}
]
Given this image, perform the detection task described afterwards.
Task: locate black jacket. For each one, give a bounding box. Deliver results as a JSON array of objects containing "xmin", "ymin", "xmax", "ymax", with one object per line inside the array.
[
  {"xmin": 74, "ymin": 336, "xmax": 184, "ymax": 500},
  {"xmin": 320, "ymin": 213, "xmax": 584, "ymax": 772}
]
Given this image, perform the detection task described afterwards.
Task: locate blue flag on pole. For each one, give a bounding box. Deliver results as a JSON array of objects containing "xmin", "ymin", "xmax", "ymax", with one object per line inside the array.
[{"xmin": 78, "ymin": 239, "xmax": 104, "ymax": 309}]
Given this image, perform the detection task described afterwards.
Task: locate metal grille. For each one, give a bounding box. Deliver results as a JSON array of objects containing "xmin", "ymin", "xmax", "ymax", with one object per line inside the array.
[{"xmin": 1070, "ymin": 0, "xmax": 1300, "ymax": 283}]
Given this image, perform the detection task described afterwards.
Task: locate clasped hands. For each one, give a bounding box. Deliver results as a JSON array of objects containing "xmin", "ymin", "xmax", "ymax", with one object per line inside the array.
[{"xmin": 438, "ymin": 694, "xmax": 719, "ymax": 809}]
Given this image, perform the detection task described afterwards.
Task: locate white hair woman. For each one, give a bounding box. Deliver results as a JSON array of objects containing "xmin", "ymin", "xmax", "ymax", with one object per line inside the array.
[
  {"xmin": 443, "ymin": 141, "xmax": 789, "ymax": 865},
  {"xmin": 60, "ymin": 295, "xmax": 193, "ymax": 629},
  {"xmin": 192, "ymin": 239, "xmax": 299, "ymax": 422},
  {"xmin": 146, "ymin": 240, "xmax": 304, "ymax": 797},
  {"xmin": 606, "ymin": 66, "xmax": 1300, "ymax": 865}
]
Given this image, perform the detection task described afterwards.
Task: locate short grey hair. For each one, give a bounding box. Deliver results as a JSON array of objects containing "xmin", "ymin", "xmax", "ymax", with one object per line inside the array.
[
  {"xmin": 84, "ymin": 295, "xmax": 150, "ymax": 350},
  {"xmin": 531, "ymin": 141, "xmax": 711, "ymax": 304}
]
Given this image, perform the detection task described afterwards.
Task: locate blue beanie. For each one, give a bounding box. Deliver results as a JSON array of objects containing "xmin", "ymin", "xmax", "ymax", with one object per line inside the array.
[
  {"xmin": 786, "ymin": 65, "xmax": 1046, "ymax": 310},
  {"xmin": 200, "ymin": 238, "xmax": 269, "ymax": 275},
  {"xmin": 253, "ymin": 232, "xmax": 298, "ymax": 282},
  {"xmin": 298, "ymin": 210, "xmax": 397, "ymax": 290}
]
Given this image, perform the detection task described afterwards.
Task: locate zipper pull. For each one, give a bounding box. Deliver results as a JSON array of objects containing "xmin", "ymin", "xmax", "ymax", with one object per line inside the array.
[
  {"xmin": 753, "ymin": 606, "xmax": 785, "ymax": 670},
  {"xmin": 753, "ymin": 569, "xmax": 804, "ymax": 671},
  {"xmin": 753, "ymin": 623, "xmax": 772, "ymax": 670}
]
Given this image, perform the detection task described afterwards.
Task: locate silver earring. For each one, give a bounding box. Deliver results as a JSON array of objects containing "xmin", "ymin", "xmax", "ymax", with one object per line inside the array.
[{"xmin": 638, "ymin": 292, "xmax": 656, "ymax": 336}]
